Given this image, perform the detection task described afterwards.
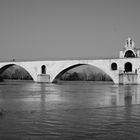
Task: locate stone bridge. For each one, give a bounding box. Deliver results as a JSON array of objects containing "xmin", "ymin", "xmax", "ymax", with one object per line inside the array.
[{"xmin": 0, "ymin": 38, "xmax": 140, "ymax": 84}]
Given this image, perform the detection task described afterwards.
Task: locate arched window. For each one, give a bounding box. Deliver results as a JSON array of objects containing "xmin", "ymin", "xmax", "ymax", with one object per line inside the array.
[
  {"xmin": 111, "ymin": 63, "xmax": 117, "ymax": 70},
  {"xmin": 124, "ymin": 50, "xmax": 135, "ymax": 58},
  {"xmin": 125, "ymin": 62, "xmax": 132, "ymax": 72},
  {"xmin": 41, "ymin": 65, "xmax": 46, "ymax": 74}
]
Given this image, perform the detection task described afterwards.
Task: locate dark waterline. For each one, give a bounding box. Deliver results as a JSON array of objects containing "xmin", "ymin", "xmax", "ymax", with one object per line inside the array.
[{"xmin": 0, "ymin": 81, "xmax": 140, "ymax": 140}]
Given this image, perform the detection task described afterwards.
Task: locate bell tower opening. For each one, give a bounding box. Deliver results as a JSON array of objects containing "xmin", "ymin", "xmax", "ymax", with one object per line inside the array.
[{"xmin": 124, "ymin": 50, "xmax": 135, "ymax": 58}]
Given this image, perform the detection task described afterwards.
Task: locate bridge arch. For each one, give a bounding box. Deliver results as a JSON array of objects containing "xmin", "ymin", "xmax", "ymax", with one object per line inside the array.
[
  {"xmin": 0, "ymin": 64, "xmax": 34, "ymax": 80},
  {"xmin": 52, "ymin": 63, "xmax": 114, "ymax": 83}
]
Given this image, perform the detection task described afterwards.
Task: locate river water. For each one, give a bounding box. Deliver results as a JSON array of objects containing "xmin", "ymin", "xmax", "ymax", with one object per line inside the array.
[{"xmin": 0, "ymin": 81, "xmax": 140, "ymax": 140}]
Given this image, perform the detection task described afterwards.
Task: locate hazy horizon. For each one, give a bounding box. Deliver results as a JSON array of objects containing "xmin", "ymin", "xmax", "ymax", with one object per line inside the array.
[{"xmin": 0, "ymin": 0, "xmax": 140, "ymax": 61}]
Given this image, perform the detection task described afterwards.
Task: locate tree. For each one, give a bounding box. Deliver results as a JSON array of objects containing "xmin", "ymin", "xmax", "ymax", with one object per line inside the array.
[{"xmin": 1, "ymin": 65, "xmax": 33, "ymax": 80}]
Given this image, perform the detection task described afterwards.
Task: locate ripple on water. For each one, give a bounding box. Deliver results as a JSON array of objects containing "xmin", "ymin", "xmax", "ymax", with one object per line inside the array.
[{"xmin": 0, "ymin": 82, "xmax": 140, "ymax": 139}]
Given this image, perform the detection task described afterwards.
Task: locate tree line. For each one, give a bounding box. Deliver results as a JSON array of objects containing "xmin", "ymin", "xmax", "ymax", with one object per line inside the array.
[
  {"xmin": 60, "ymin": 71, "xmax": 112, "ymax": 81},
  {"xmin": 1, "ymin": 65, "xmax": 33, "ymax": 80},
  {"xmin": 0, "ymin": 66, "xmax": 112, "ymax": 81}
]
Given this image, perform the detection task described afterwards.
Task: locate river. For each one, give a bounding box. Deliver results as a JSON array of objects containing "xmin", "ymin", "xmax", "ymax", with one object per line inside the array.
[{"xmin": 0, "ymin": 81, "xmax": 140, "ymax": 140}]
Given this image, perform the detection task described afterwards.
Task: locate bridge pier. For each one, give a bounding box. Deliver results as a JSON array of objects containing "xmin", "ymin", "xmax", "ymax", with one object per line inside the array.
[
  {"xmin": 37, "ymin": 74, "xmax": 50, "ymax": 83},
  {"xmin": 119, "ymin": 73, "xmax": 138, "ymax": 84}
]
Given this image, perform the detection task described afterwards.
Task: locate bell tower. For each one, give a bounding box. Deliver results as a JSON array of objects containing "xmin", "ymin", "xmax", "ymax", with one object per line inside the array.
[
  {"xmin": 119, "ymin": 37, "xmax": 140, "ymax": 58},
  {"xmin": 125, "ymin": 37, "xmax": 135, "ymax": 49}
]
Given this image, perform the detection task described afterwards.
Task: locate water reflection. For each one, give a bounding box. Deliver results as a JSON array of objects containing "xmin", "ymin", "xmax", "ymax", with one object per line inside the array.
[
  {"xmin": 117, "ymin": 85, "xmax": 139, "ymax": 106},
  {"xmin": 1, "ymin": 82, "xmax": 140, "ymax": 139},
  {"xmin": 110, "ymin": 94, "xmax": 117, "ymax": 106},
  {"xmin": 124, "ymin": 86, "xmax": 133, "ymax": 106},
  {"xmin": 37, "ymin": 82, "xmax": 140, "ymax": 108},
  {"xmin": 124, "ymin": 94, "xmax": 132, "ymax": 106},
  {"xmin": 0, "ymin": 81, "xmax": 140, "ymax": 109}
]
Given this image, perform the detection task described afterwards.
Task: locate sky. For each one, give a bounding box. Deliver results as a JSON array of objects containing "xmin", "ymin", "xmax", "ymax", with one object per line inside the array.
[{"xmin": 0, "ymin": 0, "xmax": 140, "ymax": 61}]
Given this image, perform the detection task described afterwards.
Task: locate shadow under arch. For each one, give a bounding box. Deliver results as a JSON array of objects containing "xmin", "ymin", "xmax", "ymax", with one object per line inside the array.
[
  {"xmin": 0, "ymin": 64, "xmax": 33, "ymax": 80},
  {"xmin": 52, "ymin": 64, "xmax": 113, "ymax": 83}
]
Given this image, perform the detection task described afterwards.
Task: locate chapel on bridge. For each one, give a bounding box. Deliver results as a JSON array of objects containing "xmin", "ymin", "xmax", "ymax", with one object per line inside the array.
[{"xmin": 119, "ymin": 37, "xmax": 140, "ymax": 58}]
